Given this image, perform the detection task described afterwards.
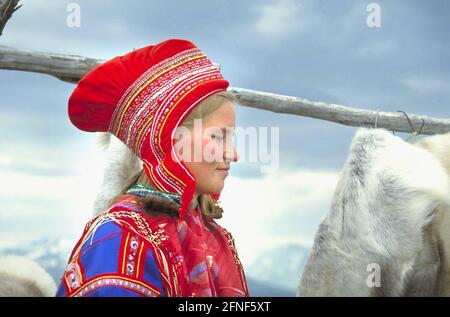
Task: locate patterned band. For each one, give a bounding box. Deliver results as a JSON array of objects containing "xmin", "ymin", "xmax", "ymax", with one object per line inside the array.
[{"xmin": 108, "ymin": 47, "xmax": 224, "ymax": 158}]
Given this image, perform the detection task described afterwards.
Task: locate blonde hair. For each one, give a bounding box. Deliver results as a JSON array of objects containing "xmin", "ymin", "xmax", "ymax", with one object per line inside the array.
[{"xmin": 111, "ymin": 91, "xmax": 236, "ymax": 219}]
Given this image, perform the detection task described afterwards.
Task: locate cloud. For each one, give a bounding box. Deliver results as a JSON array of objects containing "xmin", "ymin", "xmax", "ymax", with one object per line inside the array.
[
  {"xmin": 353, "ymin": 39, "xmax": 399, "ymax": 59},
  {"xmin": 217, "ymin": 168, "xmax": 339, "ymax": 267},
  {"xmin": 0, "ymin": 136, "xmax": 106, "ymax": 245},
  {"xmin": 399, "ymin": 76, "xmax": 450, "ymax": 95},
  {"xmin": 0, "ymin": 154, "xmax": 12, "ymax": 167},
  {"xmin": 252, "ymin": 0, "xmax": 302, "ymax": 37}
]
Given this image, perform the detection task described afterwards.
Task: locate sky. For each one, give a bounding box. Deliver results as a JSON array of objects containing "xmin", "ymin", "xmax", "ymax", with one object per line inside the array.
[{"xmin": 0, "ymin": 0, "xmax": 449, "ymax": 271}]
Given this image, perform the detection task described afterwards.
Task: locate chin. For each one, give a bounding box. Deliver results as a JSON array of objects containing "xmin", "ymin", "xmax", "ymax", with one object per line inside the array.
[
  {"xmin": 214, "ymin": 180, "xmax": 225, "ymax": 192},
  {"xmin": 208, "ymin": 185, "xmax": 224, "ymax": 195},
  {"xmin": 200, "ymin": 183, "xmax": 224, "ymax": 195}
]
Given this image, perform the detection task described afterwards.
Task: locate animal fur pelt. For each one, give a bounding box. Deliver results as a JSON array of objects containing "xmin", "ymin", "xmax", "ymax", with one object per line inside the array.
[
  {"xmin": 414, "ymin": 132, "xmax": 450, "ymax": 296},
  {"xmin": 298, "ymin": 128, "xmax": 450, "ymax": 296},
  {"xmin": 92, "ymin": 132, "xmax": 142, "ymax": 216},
  {"xmin": 0, "ymin": 255, "xmax": 56, "ymax": 297}
]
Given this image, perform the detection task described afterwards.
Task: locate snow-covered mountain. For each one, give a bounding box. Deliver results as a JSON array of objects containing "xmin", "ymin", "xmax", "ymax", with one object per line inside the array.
[
  {"xmin": 0, "ymin": 236, "xmax": 305, "ymax": 296},
  {"xmin": 0, "ymin": 236, "xmax": 75, "ymax": 285},
  {"xmin": 245, "ymin": 243, "xmax": 311, "ymax": 294}
]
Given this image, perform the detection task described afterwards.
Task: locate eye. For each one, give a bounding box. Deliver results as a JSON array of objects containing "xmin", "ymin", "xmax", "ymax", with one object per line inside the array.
[{"xmin": 212, "ymin": 134, "xmax": 223, "ymax": 140}]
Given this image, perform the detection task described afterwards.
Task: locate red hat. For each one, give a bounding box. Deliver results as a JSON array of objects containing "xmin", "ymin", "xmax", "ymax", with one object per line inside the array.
[{"xmin": 68, "ymin": 39, "xmax": 229, "ymax": 219}]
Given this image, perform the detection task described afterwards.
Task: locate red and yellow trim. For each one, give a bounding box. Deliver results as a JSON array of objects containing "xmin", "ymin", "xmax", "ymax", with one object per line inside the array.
[
  {"xmin": 114, "ymin": 54, "xmax": 206, "ymax": 136},
  {"xmin": 69, "ymin": 274, "xmax": 161, "ymax": 297}
]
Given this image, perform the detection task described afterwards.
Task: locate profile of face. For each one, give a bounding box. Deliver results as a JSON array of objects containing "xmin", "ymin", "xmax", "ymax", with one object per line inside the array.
[{"xmin": 174, "ymin": 101, "xmax": 239, "ymax": 195}]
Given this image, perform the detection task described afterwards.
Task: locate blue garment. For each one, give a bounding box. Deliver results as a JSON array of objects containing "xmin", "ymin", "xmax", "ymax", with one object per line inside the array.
[{"xmin": 56, "ymin": 221, "xmax": 164, "ymax": 297}]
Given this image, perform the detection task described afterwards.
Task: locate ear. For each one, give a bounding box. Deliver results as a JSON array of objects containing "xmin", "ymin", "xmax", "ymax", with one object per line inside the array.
[
  {"xmin": 173, "ymin": 138, "xmax": 184, "ymax": 160},
  {"xmin": 173, "ymin": 126, "xmax": 193, "ymax": 162},
  {"xmin": 172, "ymin": 131, "xmax": 185, "ymax": 161}
]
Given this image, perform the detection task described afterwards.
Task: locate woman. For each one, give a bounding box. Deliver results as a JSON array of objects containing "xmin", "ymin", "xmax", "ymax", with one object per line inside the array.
[{"xmin": 56, "ymin": 39, "xmax": 249, "ymax": 297}]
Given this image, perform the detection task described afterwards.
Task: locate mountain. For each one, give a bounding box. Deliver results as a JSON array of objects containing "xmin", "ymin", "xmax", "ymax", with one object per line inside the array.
[
  {"xmin": 0, "ymin": 236, "xmax": 299, "ymax": 296},
  {"xmin": 246, "ymin": 276, "xmax": 294, "ymax": 297},
  {"xmin": 245, "ymin": 243, "xmax": 311, "ymax": 294},
  {"xmin": 0, "ymin": 236, "xmax": 75, "ymax": 284}
]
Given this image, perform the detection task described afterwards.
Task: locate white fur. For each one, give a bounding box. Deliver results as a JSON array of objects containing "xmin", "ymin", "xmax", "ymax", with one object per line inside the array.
[
  {"xmin": 92, "ymin": 132, "xmax": 142, "ymax": 216},
  {"xmin": 415, "ymin": 132, "xmax": 450, "ymax": 180},
  {"xmin": 0, "ymin": 255, "xmax": 56, "ymax": 297},
  {"xmin": 299, "ymin": 128, "xmax": 450, "ymax": 296},
  {"xmin": 414, "ymin": 132, "xmax": 450, "ymax": 295}
]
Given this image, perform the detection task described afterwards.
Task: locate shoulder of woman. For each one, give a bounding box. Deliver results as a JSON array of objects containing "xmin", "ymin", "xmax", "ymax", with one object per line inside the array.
[{"xmin": 57, "ymin": 220, "xmax": 165, "ymax": 297}]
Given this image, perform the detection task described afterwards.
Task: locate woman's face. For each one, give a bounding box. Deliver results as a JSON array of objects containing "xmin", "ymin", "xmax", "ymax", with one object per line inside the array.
[{"xmin": 175, "ymin": 101, "xmax": 239, "ymax": 195}]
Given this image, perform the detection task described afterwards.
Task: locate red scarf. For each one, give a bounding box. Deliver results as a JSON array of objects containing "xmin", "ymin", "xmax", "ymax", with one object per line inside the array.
[{"xmin": 101, "ymin": 194, "xmax": 249, "ymax": 297}]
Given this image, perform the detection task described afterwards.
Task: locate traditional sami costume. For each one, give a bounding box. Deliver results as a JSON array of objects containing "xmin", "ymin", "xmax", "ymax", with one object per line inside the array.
[{"xmin": 56, "ymin": 39, "xmax": 249, "ymax": 297}]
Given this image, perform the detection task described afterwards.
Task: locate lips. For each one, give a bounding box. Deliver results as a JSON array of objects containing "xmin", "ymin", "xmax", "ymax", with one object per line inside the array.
[
  {"xmin": 216, "ymin": 168, "xmax": 229, "ymax": 175},
  {"xmin": 216, "ymin": 164, "xmax": 230, "ymax": 171}
]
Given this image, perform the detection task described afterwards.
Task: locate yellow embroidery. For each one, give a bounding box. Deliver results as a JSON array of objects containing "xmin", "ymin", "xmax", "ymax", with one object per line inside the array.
[
  {"xmin": 136, "ymin": 243, "xmax": 145, "ymax": 279},
  {"xmin": 115, "ymin": 54, "xmax": 206, "ymax": 135},
  {"xmin": 121, "ymin": 232, "xmax": 131, "ymax": 275}
]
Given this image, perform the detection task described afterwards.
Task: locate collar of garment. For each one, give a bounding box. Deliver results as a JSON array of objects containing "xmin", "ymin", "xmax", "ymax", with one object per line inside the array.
[
  {"xmin": 124, "ymin": 183, "xmax": 200, "ymax": 215},
  {"xmin": 125, "ymin": 183, "xmax": 181, "ymax": 206}
]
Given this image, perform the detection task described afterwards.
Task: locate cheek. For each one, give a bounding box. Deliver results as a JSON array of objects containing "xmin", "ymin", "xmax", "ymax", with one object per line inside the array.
[
  {"xmin": 201, "ymin": 138, "xmax": 222, "ymax": 161},
  {"xmin": 184, "ymin": 161, "xmax": 214, "ymax": 179},
  {"xmin": 183, "ymin": 161, "xmax": 225, "ymax": 194}
]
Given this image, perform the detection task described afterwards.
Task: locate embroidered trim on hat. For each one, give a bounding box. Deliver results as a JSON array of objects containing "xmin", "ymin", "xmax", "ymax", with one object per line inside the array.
[{"xmin": 109, "ymin": 47, "xmax": 201, "ymax": 135}]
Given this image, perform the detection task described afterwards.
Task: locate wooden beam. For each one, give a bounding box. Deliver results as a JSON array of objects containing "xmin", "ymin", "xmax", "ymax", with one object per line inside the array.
[
  {"xmin": 1, "ymin": 45, "xmax": 449, "ymax": 135},
  {"xmin": 229, "ymin": 87, "xmax": 450, "ymax": 135},
  {"xmin": 0, "ymin": 45, "xmax": 103, "ymax": 83}
]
